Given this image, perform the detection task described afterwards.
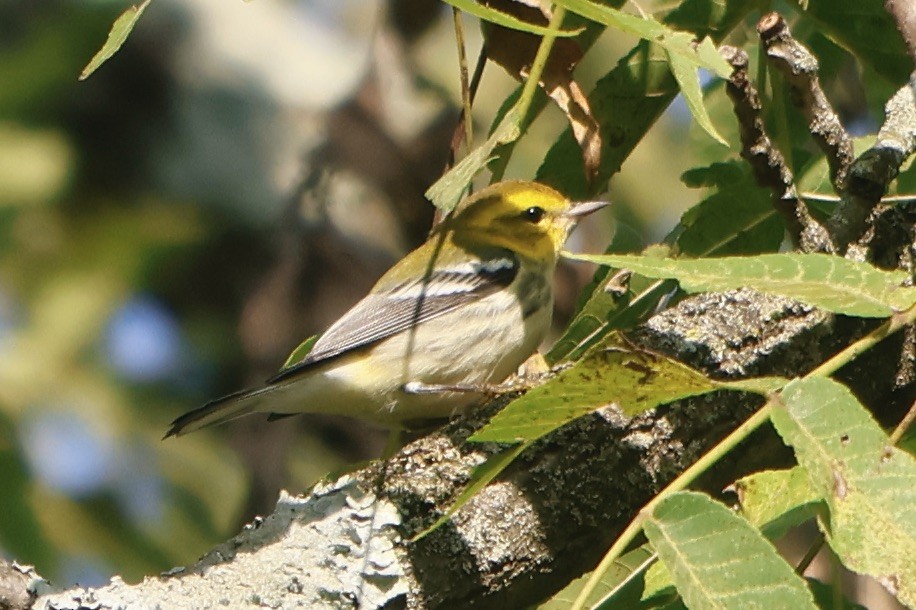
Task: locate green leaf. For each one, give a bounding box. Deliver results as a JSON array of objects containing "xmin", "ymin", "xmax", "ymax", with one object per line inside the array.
[
  {"xmin": 472, "ymin": 338, "xmax": 717, "ymax": 443},
  {"xmin": 537, "ymin": 0, "xmax": 756, "ymax": 198},
  {"xmin": 79, "ymin": 0, "xmax": 151, "ymax": 81},
  {"xmin": 676, "ymin": 161, "xmax": 783, "ymax": 257},
  {"xmin": 442, "ymin": 0, "xmax": 583, "ymax": 37},
  {"xmin": 771, "ymin": 377, "xmax": 916, "ymax": 608},
  {"xmin": 425, "ymin": 107, "xmax": 521, "ymax": 211},
  {"xmin": 549, "ymin": 159, "xmax": 783, "ymax": 365},
  {"xmin": 281, "ymin": 335, "xmax": 318, "ymax": 369},
  {"xmin": 539, "ymin": 545, "xmax": 655, "ymax": 610},
  {"xmin": 563, "ymin": 252, "xmax": 916, "ymax": 318},
  {"xmin": 538, "ymin": 39, "xmax": 678, "ymax": 199},
  {"xmin": 644, "ymin": 491, "xmax": 818, "ymax": 609},
  {"xmin": 640, "ymin": 560, "xmax": 684, "ymax": 609},
  {"xmin": 665, "ymin": 47, "xmax": 727, "ymax": 146},
  {"xmin": 803, "ymin": 0, "xmax": 911, "ymax": 85},
  {"xmin": 411, "ymin": 442, "xmax": 529, "ymax": 541},
  {"xmin": 664, "ymin": 0, "xmax": 759, "ymax": 42},
  {"xmin": 717, "ymin": 377, "xmax": 788, "ymax": 395},
  {"xmin": 546, "ymin": 275, "xmax": 671, "ymax": 365},
  {"xmin": 734, "ymin": 467, "xmax": 822, "ymax": 540},
  {"xmin": 546, "ymin": 224, "xmax": 663, "ymax": 364},
  {"xmin": 553, "ymin": 0, "xmax": 731, "ymax": 77}
]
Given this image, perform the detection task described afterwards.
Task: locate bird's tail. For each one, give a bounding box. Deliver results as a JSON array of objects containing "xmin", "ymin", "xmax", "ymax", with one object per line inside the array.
[{"xmin": 164, "ymin": 385, "xmax": 279, "ymax": 438}]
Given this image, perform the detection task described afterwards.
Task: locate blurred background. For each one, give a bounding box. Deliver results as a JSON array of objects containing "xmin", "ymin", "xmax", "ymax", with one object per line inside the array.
[{"xmin": 0, "ymin": 0, "xmax": 898, "ymax": 603}]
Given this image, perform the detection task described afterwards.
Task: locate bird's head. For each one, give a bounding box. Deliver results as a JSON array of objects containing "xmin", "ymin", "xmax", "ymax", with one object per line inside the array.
[{"xmin": 446, "ymin": 181, "xmax": 609, "ymax": 265}]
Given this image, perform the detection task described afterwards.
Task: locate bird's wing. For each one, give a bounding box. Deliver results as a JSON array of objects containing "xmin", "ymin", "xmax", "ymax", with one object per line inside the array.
[{"xmin": 268, "ymin": 251, "xmax": 518, "ymax": 383}]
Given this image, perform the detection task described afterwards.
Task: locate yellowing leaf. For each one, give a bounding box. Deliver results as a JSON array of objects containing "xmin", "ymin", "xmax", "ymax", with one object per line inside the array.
[
  {"xmin": 772, "ymin": 377, "xmax": 916, "ymax": 607},
  {"xmin": 735, "ymin": 467, "xmax": 821, "ymax": 540},
  {"xmin": 80, "ymin": 0, "xmax": 151, "ymax": 81},
  {"xmin": 472, "ymin": 338, "xmax": 717, "ymax": 443},
  {"xmin": 645, "ymin": 492, "xmax": 818, "ymax": 609},
  {"xmin": 281, "ymin": 335, "xmax": 318, "ymax": 369},
  {"xmin": 425, "ymin": 108, "xmax": 521, "ymax": 211},
  {"xmin": 666, "ymin": 47, "xmax": 727, "ymax": 146},
  {"xmin": 564, "ymin": 252, "xmax": 916, "ymax": 318}
]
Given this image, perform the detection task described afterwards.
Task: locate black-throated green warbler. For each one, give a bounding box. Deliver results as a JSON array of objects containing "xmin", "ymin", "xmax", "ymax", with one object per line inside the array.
[{"xmin": 166, "ymin": 181, "xmax": 608, "ymax": 437}]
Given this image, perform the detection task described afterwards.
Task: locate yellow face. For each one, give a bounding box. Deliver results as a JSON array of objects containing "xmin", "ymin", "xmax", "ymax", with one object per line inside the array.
[{"xmin": 447, "ymin": 181, "xmax": 580, "ymax": 264}]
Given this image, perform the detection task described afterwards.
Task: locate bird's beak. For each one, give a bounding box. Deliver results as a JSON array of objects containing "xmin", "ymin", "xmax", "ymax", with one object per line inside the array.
[{"xmin": 563, "ymin": 199, "xmax": 611, "ymax": 218}]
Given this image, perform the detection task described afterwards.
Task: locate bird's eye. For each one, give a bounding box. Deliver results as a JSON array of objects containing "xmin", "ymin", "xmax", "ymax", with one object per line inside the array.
[{"xmin": 523, "ymin": 206, "xmax": 545, "ymax": 223}]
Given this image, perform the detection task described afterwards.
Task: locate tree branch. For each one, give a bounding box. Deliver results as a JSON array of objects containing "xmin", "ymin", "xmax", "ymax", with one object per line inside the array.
[
  {"xmin": 25, "ymin": 287, "xmax": 907, "ymax": 609},
  {"xmin": 719, "ymin": 44, "xmax": 830, "ymax": 252},
  {"xmin": 757, "ymin": 12, "xmax": 854, "ymax": 190}
]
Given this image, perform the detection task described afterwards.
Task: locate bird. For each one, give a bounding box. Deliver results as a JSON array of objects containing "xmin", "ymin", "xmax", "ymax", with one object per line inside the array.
[{"xmin": 165, "ymin": 180, "xmax": 609, "ymax": 438}]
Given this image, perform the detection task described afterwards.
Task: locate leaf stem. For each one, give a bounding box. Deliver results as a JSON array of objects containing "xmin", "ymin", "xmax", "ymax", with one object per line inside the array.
[
  {"xmin": 570, "ymin": 404, "xmax": 774, "ymax": 610},
  {"xmin": 794, "ymin": 535, "xmax": 824, "ymax": 575},
  {"xmin": 490, "ymin": 5, "xmax": 566, "ymax": 182},
  {"xmin": 808, "ymin": 307, "xmax": 916, "ymax": 378},
  {"xmin": 889, "ymin": 397, "xmax": 916, "ymax": 445},
  {"xmin": 453, "ymin": 7, "xmax": 474, "ymax": 155},
  {"xmin": 516, "ymin": 6, "xmax": 565, "ymax": 127},
  {"xmin": 572, "ymin": 303, "xmax": 916, "ymax": 610}
]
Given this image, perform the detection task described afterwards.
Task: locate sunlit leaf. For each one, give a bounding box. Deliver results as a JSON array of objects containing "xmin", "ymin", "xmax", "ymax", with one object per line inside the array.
[
  {"xmin": 553, "ymin": 0, "xmax": 731, "ymax": 77},
  {"xmin": 666, "ymin": 48, "xmax": 727, "ymax": 146},
  {"xmin": 281, "ymin": 335, "xmax": 318, "ymax": 369},
  {"xmin": 425, "ymin": 107, "xmax": 521, "ymax": 211},
  {"xmin": 472, "ymin": 338, "xmax": 717, "ymax": 443},
  {"xmin": 640, "ymin": 559, "xmax": 683, "ymax": 609},
  {"xmin": 803, "ymin": 0, "xmax": 910, "ymax": 84},
  {"xmin": 734, "ymin": 467, "xmax": 821, "ymax": 540},
  {"xmin": 645, "ymin": 491, "xmax": 818, "ymax": 609},
  {"xmin": 79, "ymin": 0, "xmax": 151, "ymax": 81},
  {"xmin": 676, "ymin": 161, "xmax": 782, "ymax": 257},
  {"xmin": 564, "ymin": 252, "xmax": 916, "ymax": 318},
  {"xmin": 539, "ymin": 545, "xmax": 655, "ymax": 609},
  {"xmin": 772, "ymin": 377, "xmax": 916, "ymax": 607},
  {"xmin": 443, "ymin": 0, "xmax": 583, "ymax": 37}
]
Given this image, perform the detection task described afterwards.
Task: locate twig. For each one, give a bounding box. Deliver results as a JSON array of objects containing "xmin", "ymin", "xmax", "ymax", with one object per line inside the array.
[
  {"xmin": 516, "ymin": 6, "xmax": 567, "ymax": 130},
  {"xmin": 720, "ymin": 45, "xmax": 830, "ymax": 252},
  {"xmin": 889, "ymin": 396, "xmax": 916, "ymax": 444},
  {"xmin": 795, "ymin": 535, "xmax": 825, "ymax": 575},
  {"xmin": 446, "ymin": 49, "xmax": 487, "ymax": 171},
  {"xmin": 489, "ymin": 5, "xmax": 567, "ymax": 182},
  {"xmin": 434, "ymin": 10, "xmax": 486, "ymax": 230},
  {"xmin": 757, "ymin": 13, "xmax": 854, "ymax": 190},
  {"xmin": 571, "ymin": 403, "xmax": 775, "ymax": 610},
  {"xmin": 885, "ymin": 0, "xmax": 916, "ymax": 64},
  {"xmin": 452, "ymin": 8, "xmax": 475, "ymax": 160},
  {"xmin": 828, "ymin": 75, "xmax": 916, "ymax": 250}
]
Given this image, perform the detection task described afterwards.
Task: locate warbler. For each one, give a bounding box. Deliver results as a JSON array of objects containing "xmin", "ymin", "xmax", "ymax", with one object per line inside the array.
[{"xmin": 166, "ymin": 181, "xmax": 608, "ymax": 437}]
